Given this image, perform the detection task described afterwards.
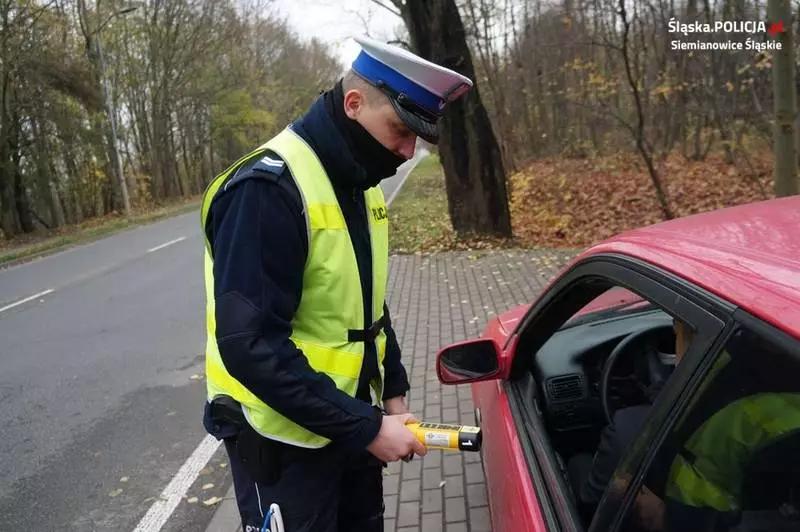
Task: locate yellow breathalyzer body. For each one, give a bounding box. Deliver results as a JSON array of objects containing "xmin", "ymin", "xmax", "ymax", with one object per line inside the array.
[{"xmin": 406, "ymin": 422, "xmax": 482, "ymax": 452}]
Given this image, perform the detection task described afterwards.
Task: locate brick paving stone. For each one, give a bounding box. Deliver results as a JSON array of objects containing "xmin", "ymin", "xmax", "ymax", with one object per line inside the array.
[
  {"xmin": 422, "ymin": 467, "xmax": 443, "ymax": 490},
  {"xmin": 398, "ymin": 501, "xmax": 420, "ymax": 527},
  {"xmin": 383, "ymin": 249, "xmax": 576, "ymax": 532},
  {"xmin": 385, "ymin": 473, "xmax": 400, "ymax": 496},
  {"xmin": 442, "ymin": 454, "xmax": 463, "ymax": 477},
  {"xmin": 467, "ymin": 483, "xmax": 488, "ymax": 508},
  {"xmin": 442, "ymin": 407, "xmax": 459, "ymax": 423},
  {"xmin": 422, "ymin": 513, "xmax": 444, "ymax": 532},
  {"xmin": 403, "ymin": 459, "xmax": 423, "ymax": 480},
  {"xmin": 400, "ymin": 479, "xmax": 421, "ymax": 502},
  {"xmin": 385, "ymin": 495, "xmax": 398, "ymax": 519},
  {"xmin": 422, "ymin": 450, "xmax": 442, "ymax": 469},
  {"xmin": 443, "ymin": 475, "xmax": 464, "ymax": 498},
  {"xmin": 425, "ymin": 404, "xmax": 441, "ymax": 419},
  {"xmin": 464, "ymin": 462, "xmax": 485, "ymax": 485},
  {"xmin": 422, "ymin": 488, "xmax": 443, "ymax": 514},
  {"xmin": 445, "ymin": 497, "xmax": 467, "ymax": 523},
  {"xmin": 470, "ymin": 507, "xmax": 492, "ymax": 532},
  {"xmin": 464, "ymin": 452, "xmax": 481, "ymax": 464}
]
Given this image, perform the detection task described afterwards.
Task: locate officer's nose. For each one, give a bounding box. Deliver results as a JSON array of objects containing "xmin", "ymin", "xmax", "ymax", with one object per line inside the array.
[{"xmin": 397, "ymin": 136, "xmax": 417, "ymax": 160}]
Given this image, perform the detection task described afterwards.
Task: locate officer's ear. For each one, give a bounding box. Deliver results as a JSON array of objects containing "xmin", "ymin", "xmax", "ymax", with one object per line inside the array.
[{"xmin": 343, "ymin": 88, "xmax": 366, "ymax": 120}]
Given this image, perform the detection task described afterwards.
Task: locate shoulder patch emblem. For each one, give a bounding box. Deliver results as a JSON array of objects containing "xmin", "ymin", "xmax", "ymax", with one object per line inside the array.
[
  {"xmin": 224, "ymin": 153, "xmax": 286, "ymax": 191},
  {"xmin": 255, "ymin": 155, "xmax": 286, "ymax": 172}
]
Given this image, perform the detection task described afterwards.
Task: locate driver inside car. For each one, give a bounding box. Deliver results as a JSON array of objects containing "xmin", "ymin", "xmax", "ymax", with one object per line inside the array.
[{"xmin": 566, "ymin": 317, "xmax": 694, "ymax": 522}]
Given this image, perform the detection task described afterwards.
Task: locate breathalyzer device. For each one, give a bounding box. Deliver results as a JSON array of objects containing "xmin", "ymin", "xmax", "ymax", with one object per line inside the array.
[{"xmin": 406, "ymin": 422, "xmax": 482, "ymax": 452}]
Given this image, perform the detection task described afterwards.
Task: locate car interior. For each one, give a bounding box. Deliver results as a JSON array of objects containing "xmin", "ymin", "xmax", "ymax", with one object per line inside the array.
[
  {"xmin": 528, "ymin": 290, "xmax": 675, "ymax": 483},
  {"xmin": 512, "ymin": 284, "xmax": 800, "ymax": 531}
]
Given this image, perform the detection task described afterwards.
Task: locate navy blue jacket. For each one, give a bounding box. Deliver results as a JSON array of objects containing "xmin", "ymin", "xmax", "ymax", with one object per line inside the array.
[{"xmin": 202, "ymin": 95, "xmax": 410, "ymax": 452}]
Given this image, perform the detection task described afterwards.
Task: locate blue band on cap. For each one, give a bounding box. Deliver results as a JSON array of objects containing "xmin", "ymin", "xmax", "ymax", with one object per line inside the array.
[{"xmin": 352, "ymin": 51, "xmax": 442, "ymax": 116}]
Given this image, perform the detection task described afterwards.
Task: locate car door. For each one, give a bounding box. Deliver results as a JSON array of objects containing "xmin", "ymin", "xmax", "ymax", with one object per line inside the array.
[
  {"xmin": 472, "ymin": 343, "xmax": 551, "ymax": 532},
  {"xmin": 487, "ymin": 254, "xmax": 731, "ymax": 531}
]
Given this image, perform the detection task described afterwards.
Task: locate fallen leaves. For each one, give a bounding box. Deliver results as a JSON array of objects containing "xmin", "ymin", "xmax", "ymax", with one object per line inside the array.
[
  {"xmin": 509, "ymin": 150, "xmax": 773, "ymax": 248},
  {"xmin": 388, "ymin": 147, "xmax": 773, "ymax": 253}
]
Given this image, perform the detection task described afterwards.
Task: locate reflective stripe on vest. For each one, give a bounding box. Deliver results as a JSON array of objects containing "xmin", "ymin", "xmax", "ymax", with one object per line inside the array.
[
  {"xmin": 665, "ymin": 392, "xmax": 800, "ymax": 511},
  {"xmin": 200, "ymin": 127, "xmax": 389, "ymax": 448}
]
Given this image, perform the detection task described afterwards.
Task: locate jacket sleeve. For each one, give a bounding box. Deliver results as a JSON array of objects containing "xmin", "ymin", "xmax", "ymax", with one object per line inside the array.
[
  {"xmin": 576, "ymin": 405, "xmax": 651, "ymax": 507},
  {"xmin": 209, "ymin": 178, "xmax": 381, "ymax": 451},
  {"xmin": 381, "ymin": 302, "xmax": 410, "ymax": 400}
]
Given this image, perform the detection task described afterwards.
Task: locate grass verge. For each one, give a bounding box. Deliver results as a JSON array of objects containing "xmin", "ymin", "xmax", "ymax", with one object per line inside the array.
[
  {"xmin": 388, "ymin": 154, "xmax": 451, "ymax": 253},
  {"xmin": 0, "ymin": 197, "xmax": 201, "ymax": 267},
  {"xmin": 388, "ymin": 154, "xmax": 518, "ymax": 254}
]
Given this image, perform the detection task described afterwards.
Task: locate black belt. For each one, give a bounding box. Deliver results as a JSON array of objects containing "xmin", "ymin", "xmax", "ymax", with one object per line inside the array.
[{"xmin": 348, "ymin": 315, "xmax": 388, "ymax": 342}]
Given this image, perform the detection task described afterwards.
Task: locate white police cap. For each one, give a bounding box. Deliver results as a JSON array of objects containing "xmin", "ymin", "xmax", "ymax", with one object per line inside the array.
[{"xmin": 351, "ymin": 36, "xmax": 473, "ymax": 144}]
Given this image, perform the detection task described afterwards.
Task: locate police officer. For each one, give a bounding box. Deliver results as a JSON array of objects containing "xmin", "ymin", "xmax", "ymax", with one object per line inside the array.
[{"xmin": 200, "ymin": 37, "xmax": 473, "ymax": 532}]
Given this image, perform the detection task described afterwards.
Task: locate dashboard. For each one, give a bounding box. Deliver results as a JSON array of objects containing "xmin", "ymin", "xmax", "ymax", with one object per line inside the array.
[{"xmin": 531, "ymin": 309, "xmax": 676, "ymax": 432}]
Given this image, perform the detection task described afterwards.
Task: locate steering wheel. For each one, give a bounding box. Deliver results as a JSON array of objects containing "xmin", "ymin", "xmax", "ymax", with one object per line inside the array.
[{"xmin": 600, "ymin": 326, "xmax": 674, "ymax": 426}]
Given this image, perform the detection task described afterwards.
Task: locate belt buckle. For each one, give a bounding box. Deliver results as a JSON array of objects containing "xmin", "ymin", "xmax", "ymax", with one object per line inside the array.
[
  {"xmin": 369, "ymin": 316, "xmax": 386, "ymax": 341},
  {"xmin": 368, "ymin": 320, "xmax": 381, "ymax": 341}
]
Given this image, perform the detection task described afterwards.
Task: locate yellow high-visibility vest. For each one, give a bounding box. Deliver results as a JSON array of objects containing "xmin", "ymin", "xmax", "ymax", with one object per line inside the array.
[
  {"xmin": 200, "ymin": 127, "xmax": 389, "ymax": 447},
  {"xmin": 666, "ymin": 392, "xmax": 800, "ymax": 511}
]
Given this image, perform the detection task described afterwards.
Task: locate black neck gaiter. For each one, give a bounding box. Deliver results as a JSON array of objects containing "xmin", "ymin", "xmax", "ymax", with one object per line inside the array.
[{"xmin": 324, "ymin": 81, "xmax": 406, "ymax": 190}]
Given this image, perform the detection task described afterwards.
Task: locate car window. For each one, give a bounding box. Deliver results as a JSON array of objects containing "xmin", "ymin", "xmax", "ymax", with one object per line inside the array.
[
  {"xmin": 530, "ymin": 282, "xmax": 706, "ymax": 526},
  {"xmin": 614, "ymin": 324, "xmax": 800, "ymax": 532},
  {"xmin": 564, "ymin": 287, "xmax": 655, "ymax": 329},
  {"xmin": 508, "ymin": 259, "xmax": 727, "ymax": 531}
]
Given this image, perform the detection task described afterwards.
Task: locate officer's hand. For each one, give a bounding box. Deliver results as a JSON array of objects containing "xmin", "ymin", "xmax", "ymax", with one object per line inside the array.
[{"xmin": 367, "ymin": 413, "xmax": 427, "ymax": 462}]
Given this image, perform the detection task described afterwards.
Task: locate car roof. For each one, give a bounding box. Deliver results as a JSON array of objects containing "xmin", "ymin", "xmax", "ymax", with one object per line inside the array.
[{"xmin": 581, "ymin": 197, "xmax": 800, "ymax": 339}]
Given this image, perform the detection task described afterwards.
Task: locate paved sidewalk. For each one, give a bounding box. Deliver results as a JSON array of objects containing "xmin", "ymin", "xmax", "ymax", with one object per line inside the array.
[{"xmin": 206, "ymin": 248, "xmax": 575, "ymax": 532}]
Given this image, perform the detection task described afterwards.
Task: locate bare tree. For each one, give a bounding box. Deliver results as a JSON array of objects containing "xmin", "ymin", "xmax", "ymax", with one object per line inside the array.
[
  {"xmin": 0, "ymin": 0, "xmax": 342, "ymax": 239},
  {"xmin": 617, "ymin": 0, "xmax": 673, "ymax": 218}
]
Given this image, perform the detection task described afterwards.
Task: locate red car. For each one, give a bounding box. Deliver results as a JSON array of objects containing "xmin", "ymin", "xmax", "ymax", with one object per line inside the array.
[{"xmin": 436, "ymin": 197, "xmax": 800, "ymax": 532}]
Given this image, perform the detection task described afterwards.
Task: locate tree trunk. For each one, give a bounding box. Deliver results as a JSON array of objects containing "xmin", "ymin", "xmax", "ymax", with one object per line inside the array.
[
  {"xmin": 0, "ymin": 69, "xmax": 15, "ymax": 237},
  {"xmin": 13, "ymin": 154, "xmax": 35, "ymax": 233},
  {"xmin": 769, "ymin": 0, "xmax": 798, "ymax": 197},
  {"xmin": 49, "ymin": 181, "xmax": 66, "ymax": 229},
  {"xmin": 400, "ymin": 0, "xmax": 512, "ymax": 237}
]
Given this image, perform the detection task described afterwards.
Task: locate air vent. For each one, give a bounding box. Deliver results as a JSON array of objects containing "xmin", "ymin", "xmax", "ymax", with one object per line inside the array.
[{"xmin": 548, "ymin": 375, "xmax": 584, "ymax": 401}]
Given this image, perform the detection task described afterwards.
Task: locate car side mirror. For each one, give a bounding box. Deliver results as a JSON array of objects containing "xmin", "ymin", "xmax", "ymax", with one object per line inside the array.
[{"xmin": 436, "ymin": 338, "xmax": 501, "ymax": 385}]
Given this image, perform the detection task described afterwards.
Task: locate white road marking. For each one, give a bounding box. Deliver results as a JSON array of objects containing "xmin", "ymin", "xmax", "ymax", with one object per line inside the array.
[
  {"xmin": 0, "ymin": 289, "xmax": 55, "ymax": 314},
  {"xmin": 386, "ymin": 169, "xmax": 412, "ymax": 206},
  {"xmin": 132, "ymin": 434, "xmax": 222, "ymax": 532},
  {"xmin": 147, "ymin": 237, "xmax": 186, "ymax": 253}
]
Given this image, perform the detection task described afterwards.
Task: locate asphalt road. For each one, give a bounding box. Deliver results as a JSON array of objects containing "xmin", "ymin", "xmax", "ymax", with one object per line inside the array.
[{"xmin": 0, "ymin": 151, "xmax": 422, "ymax": 531}]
